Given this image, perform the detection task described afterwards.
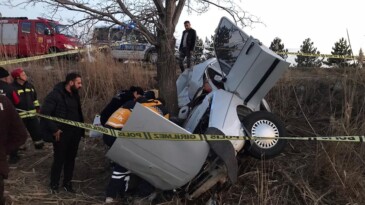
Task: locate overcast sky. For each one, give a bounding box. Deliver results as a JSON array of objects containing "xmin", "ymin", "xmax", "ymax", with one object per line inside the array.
[
  {"xmin": 1, "ymin": 0, "xmax": 364, "ymax": 55},
  {"xmin": 178, "ymin": 0, "xmax": 365, "ymax": 55}
]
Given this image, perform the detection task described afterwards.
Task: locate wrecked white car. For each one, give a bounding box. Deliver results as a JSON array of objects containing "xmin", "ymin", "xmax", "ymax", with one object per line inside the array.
[{"xmin": 106, "ymin": 17, "xmax": 290, "ymax": 202}]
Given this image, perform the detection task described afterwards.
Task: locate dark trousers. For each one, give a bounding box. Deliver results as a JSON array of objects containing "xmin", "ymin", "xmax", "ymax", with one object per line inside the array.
[
  {"xmin": 10, "ymin": 117, "xmax": 43, "ymax": 158},
  {"xmin": 23, "ymin": 117, "xmax": 42, "ymax": 143},
  {"xmin": 105, "ymin": 164, "xmax": 155, "ymax": 198},
  {"xmin": 179, "ymin": 48, "xmax": 192, "ymax": 72},
  {"xmin": 0, "ymin": 175, "xmax": 4, "ymax": 205},
  {"xmin": 106, "ymin": 164, "xmax": 130, "ymax": 198},
  {"xmin": 50, "ymin": 133, "xmax": 81, "ymax": 187}
]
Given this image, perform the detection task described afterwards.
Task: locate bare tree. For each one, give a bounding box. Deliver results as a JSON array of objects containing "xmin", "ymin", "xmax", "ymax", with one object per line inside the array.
[{"xmin": 2, "ymin": 0, "xmax": 259, "ymax": 114}]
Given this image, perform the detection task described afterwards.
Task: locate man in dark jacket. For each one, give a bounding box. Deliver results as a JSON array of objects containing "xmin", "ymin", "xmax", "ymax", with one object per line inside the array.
[
  {"xmin": 40, "ymin": 72, "xmax": 84, "ymax": 194},
  {"xmin": 178, "ymin": 20, "xmax": 197, "ymax": 72},
  {"xmin": 11, "ymin": 68, "xmax": 44, "ymax": 152},
  {"xmin": 0, "ymin": 96, "xmax": 28, "ymax": 205},
  {"xmin": 0, "ymin": 67, "xmax": 20, "ymax": 106},
  {"xmin": 100, "ymin": 86, "xmax": 143, "ymax": 126}
]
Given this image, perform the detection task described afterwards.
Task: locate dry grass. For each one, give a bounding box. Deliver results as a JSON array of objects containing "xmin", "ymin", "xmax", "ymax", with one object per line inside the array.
[
  {"xmin": 3, "ymin": 52, "xmax": 158, "ymax": 122},
  {"xmin": 3, "ymin": 54, "xmax": 365, "ymax": 204}
]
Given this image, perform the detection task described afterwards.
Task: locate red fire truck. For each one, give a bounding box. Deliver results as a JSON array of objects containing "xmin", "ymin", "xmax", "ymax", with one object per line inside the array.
[{"xmin": 0, "ymin": 17, "xmax": 80, "ymax": 57}]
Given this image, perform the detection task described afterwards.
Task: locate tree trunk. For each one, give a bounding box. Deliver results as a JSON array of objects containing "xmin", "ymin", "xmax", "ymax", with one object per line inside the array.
[{"xmin": 156, "ymin": 33, "xmax": 178, "ymax": 115}]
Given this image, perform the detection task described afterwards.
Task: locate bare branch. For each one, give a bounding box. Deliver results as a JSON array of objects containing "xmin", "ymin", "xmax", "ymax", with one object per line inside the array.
[
  {"xmin": 115, "ymin": 0, "xmax": 156, "ymax": 44},
  {"xmin": 172, "ymin": 0, "xmax": 186, "ymax": 28},
  {"xmin": 152, "ymin": 0, "xmax": 165, "ymax": 18}
]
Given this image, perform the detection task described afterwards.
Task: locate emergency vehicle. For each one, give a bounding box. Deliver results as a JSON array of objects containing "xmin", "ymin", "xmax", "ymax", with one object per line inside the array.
[
  {"xmin": 93, "ymin": 23, "xmax": 157, "ymax": 63},
  {"xmin": 0, "ymin": 17, "xmax": 80, "ymax": 57}
]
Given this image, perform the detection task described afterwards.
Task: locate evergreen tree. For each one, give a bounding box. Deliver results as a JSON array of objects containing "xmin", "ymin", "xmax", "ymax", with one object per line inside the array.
[
  {"xmin": 295, "ymin": 38, "xmax": 322, "ymax": 67},
  {"xmin": 193, "ymin": 36, "xmax": 204, "ymax": 64},
  {"xmin": 269, "ymin": 37, "xmax": 288, "ymax": 59},
  {"xmin": 325, "ymin": 37, "xmax": 352, "ymax": 68},
  {"xmin": 204, "ymin": 35, "xmax": 215, "ymax": 59}
]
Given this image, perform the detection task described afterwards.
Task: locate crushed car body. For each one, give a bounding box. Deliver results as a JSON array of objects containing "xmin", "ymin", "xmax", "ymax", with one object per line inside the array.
[{"xmin": 106, "ymin": 16, "xmax": 290, "ymax": 200}]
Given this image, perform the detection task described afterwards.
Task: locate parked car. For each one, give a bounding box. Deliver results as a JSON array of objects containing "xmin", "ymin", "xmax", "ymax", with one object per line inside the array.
[
  {"xmin": 110, "ymin": 41, "xmax": 157, "ymax": 63},
  {"xmin": 0, "ymin": 17, "xmax": 80, "ymax": 57}
]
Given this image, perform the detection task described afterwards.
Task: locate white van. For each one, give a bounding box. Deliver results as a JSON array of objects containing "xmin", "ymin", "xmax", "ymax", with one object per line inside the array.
[{"xmin": 110, "ymin": 41, "xmax": 157, "ymax": 63}]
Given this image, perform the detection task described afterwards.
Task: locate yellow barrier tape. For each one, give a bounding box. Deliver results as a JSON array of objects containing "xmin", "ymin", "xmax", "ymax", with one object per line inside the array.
[
  {"xmin": 17, "ymin": 110, "xmax": 365, "ymax": 143},
  {"xmin": 0, "ymin": 46, "xmax": 108, "ymax": 66}
]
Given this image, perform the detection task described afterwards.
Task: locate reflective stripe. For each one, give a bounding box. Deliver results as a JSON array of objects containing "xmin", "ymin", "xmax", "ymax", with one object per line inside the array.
[
  {"xmin": 113, "ymin": 171, "xmax": 130, "ymax": 175},
  {"xmin": 34, "ymin": 100, "xmax": 40, "ymax": 106},
  {"xmin": 16, "ymin": 88, "xmax": 35, "ymax": 95},
  {"xmin": 105, "ymin": 121, "xmax": 124, "ymax": 129},
  {"xmin": 34, "ymin": 140, "xmax": 44, "ymax": 145},
  {"xmin": 124, "ymin": 176, "xmax": 130, "ymax": 191},
  {"xmin": 112, "ymin": 175, "xmax": 125, "ymax": 179}
]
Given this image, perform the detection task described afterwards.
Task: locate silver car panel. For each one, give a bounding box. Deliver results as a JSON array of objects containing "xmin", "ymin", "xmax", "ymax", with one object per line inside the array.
[
  {"xmin": 106, "ymin": 103, "xmax": 210, "ymax": 190},
  {"xmin": 215, "ymin": 17, "xmax": 289, "ymax": 110},
  {"xmin": 183, "ymin": 92, "xmax": 213, "ymax": 132},
  {"xmin": 176, "ymin": 58, "xmax": 216, "ymax": 107},
  {"xmin": 209, "ymin": 90, "xmax": 245, "ymax": 152}
]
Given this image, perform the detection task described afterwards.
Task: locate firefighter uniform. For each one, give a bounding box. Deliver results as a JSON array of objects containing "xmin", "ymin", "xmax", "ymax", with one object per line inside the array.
[{"xmin": 12, "ymin": 73, "xmax": 44, "ymax": 149}]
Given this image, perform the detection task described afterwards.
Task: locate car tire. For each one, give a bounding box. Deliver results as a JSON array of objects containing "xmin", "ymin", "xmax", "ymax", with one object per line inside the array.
[{"xmin": 242, "ymin": 111, "xmax": 287, "ymax": 159}]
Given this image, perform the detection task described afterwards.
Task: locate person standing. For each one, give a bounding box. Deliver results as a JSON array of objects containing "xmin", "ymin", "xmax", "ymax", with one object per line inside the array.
[
  {"xmin": 178, "ymin": 20, "xmax": 197, "ymax": 72},
  {"xmin": 0, "ymin": 96, "xmax": 28, "ymax": 205},
  {"xmin": 11, "ymin": 68, "xmax": 44, "ymax": 151},
  {"xmin": 40, "ymin": 72, "xmax": 84, "ymax": 194},
  {"xmin": 0, "ymin": 67, "xmax": 19, "ymax": 105},
  {"xmin": 0, "ymin": 67, "xmax": 22, "ymax": 165}
]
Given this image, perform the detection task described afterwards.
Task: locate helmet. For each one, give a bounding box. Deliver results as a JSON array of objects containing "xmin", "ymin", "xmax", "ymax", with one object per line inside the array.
[{"xmin": 11, "ymin": 68, "xmax": 24, "ymax": 79}]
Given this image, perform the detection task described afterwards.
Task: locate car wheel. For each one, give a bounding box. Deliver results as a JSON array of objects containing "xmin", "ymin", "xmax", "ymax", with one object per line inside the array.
[{"xmin": 242, "ymin": 111, "xmax": 287, "ymax": 159}]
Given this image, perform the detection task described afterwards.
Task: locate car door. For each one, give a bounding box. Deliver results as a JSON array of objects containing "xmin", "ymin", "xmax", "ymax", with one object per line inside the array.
[
  {"xmin": 34, "ymin": 22, "xmax": 48, "ymax": 54},
  {"xmin": 214, "ymin": 17, "xmax": 290, "ymax": 110},
  {"xmin": 18, "ymin": 21, "xmax": 35, "ymax": 56},
  {"xmin": 133, "ymin": 43, "xmax": 147, "ymax": 60}
]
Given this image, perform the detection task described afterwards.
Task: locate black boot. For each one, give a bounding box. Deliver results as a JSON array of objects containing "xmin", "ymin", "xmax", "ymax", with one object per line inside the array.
[
  {"xmin": 50, "ymin": 184, "xmax": 59, "ymax": 194},
  {"xmin": 63, "ymin": 182, "xmax": 76, "ymax": 193}
]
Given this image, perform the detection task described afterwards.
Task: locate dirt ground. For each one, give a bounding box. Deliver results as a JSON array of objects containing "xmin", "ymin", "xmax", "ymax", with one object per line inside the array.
[{"xmin": 4, "ymin": 137, "xmax": 110, "ymax": 205}]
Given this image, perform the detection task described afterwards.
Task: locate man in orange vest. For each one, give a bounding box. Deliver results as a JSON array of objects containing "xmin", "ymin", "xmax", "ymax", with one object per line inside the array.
[{"xmin": 104, "ymin": 88, "xmax": 169, "ymax": 203}]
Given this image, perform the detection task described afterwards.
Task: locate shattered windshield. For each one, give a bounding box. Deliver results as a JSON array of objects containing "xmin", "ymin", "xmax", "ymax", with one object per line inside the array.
[
  {"xmin": 214, "ymin": 18, "xmax": 248, "ymax": 75},
  {"xmin": 50, "ymin": 23, "xmax": 74, "ymax": 37}
]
